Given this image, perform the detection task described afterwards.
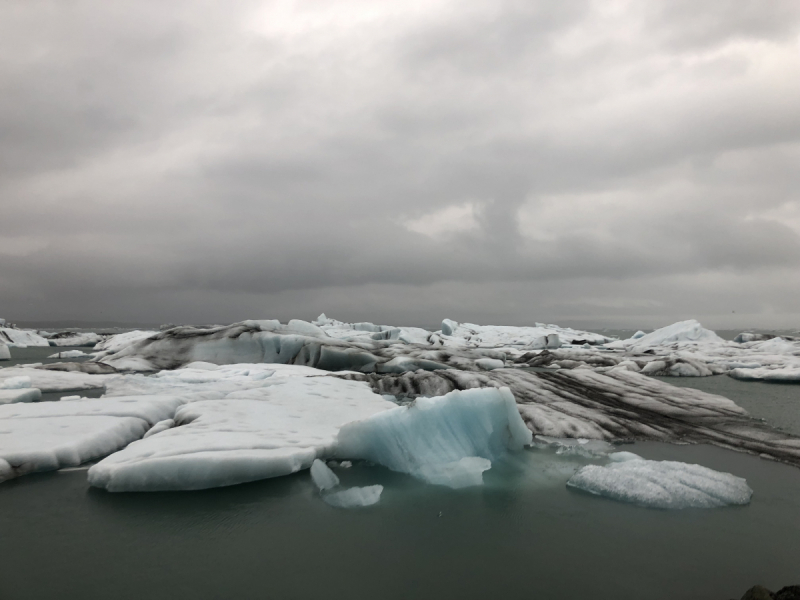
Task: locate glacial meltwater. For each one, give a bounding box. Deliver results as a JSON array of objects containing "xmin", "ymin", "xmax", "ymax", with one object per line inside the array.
[{"xmin": 2, "ymin": 344, "xmax": 800, "ymax": 599}]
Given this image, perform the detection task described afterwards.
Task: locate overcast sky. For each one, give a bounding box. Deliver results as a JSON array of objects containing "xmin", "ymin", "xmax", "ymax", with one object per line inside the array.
[{"xmin": 2, "ymin": 0, "xmax": 799, "ymax": 329}]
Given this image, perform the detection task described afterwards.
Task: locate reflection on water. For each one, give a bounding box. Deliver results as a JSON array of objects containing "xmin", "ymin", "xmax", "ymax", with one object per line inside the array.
[{"xmin": 1, "ymin": 442, "xmax": 799, "ymax": 600}]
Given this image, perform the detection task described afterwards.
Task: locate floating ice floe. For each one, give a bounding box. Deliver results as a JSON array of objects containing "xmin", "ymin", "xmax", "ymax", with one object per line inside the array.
[
  {"xmin": 566, "ymin": 452, "xmax": 753, "ymax": 509},
  {"xmin": 0, "ymin": 327, "xmax": 49, "ymax": 348},
  {"xmin": 0, "ymin": 367, "xmax": 111, "ymax": 392},
  {"xmin": 0, "ymin": 395, "xmax": 184, "ymax": 483},
  {"xmin": 48, "ymin": 350, "xmax": 90, "ymax": 359},
  {"xmin": 44, "ymin": 332, "xmax": 103, "ymax": 347},
  {"xmin": 310, "ymin": 459, "xmax": 383, "ymax": 508},
  {"xmin": 88, "ymin": 374, "xmax": 396, "ymax": 491},
  {"xmin": 729, "ymin": 367, "xmax": 800, "ymax": 383}
]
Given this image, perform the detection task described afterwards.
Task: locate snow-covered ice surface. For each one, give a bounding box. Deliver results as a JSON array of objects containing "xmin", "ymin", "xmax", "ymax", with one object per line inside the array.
[
  {"xmin": 336, "ymin": 387, "xmax": 532, "ymax": 488},
  {"xmin": 0, "ymin": 367, "xmax": 111, "ymax": 392},
  {"xmin": 0, "ymin": 396, "xmax": 184, "ymax": 482},
  {"xmin": 88, "ymin": 373, "xmax": 395, "ymax": 491},
  {"xmin": 729, "ymin": 366, "xmax": 800, "ymax": 383},
  {"xmin": 0, "ymin": 388, "xmax": 41, "ymax": 404},
  {"xmin": 567, "ymin": 452, "xmax": 753, "ymax": 509}
]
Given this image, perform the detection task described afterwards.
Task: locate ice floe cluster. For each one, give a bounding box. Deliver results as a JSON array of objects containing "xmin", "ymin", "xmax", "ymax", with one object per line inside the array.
[{"xmin": 1, "ymin": 314, "xmax": 798, "ymax": 509}]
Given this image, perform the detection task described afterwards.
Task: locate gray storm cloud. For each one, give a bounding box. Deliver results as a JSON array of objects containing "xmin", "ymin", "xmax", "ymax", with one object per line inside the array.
[{"xmin": 1, "ymin": 0, "xmax": 799, "ymax": 328}]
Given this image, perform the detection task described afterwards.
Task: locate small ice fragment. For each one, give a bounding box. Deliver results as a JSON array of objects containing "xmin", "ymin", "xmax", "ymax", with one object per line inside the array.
[
  {"xmin": 60, "ymin": 395, "xmax": 81, "ymax": 401},
  {"xmin": 310, "ymin": 458, "xmax": 340, "ymax": 491},
  {"xmin": 322, "ymin": 485, "xmax": 383, "ymax": 508},
  {"xmin": 339, "ymin": 460, "xmax": 352, "ymax": 469}
]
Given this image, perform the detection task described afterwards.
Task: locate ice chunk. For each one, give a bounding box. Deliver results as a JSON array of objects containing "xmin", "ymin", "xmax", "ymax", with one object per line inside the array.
[
  {"xmin": 0, "ymin": 388, "xmax": 42, "ymax": 405},
  {"xmin": 322, "ymin": 485, "xmax": 383, "ymax": 508},
  {"xmin": 625, "ymin": 320, "xmax": 724, "ymax": 348},
  {"xmin": 88, "ymin": 377, "xmax": 395, "ymax": 492},
  {"xmin": 566, "ymin": 454, "xmax": 753, "ymax": 509},
  {"xmin": 0, "ymin": 367, "xmax": 111, "ymax": 393},
  {"xmin": 0, "ymin": 328, "xmax": 49, "ymax": 347},
  {"xmin": 0, "ymin": 376, "xmax": 31, "ymax": 389},
  {"xmin": 0, "ymin": 394, "xmax": 180, "ymax": 482},
  {"xmin": 0, "ymin": 416, "xmax": 150, "ymax": 483},
  {"xmin": 0, "ymin": 344, "xmax": 9, "ymax": 361},
  {"xmin": 729, "ymin": 367, "xmax": 800, "ymax": 382},
  {"xmin": 310, "ymin": 458, "xmax": 340, "ymax": 491},
  {"xmin": 335, "ymin": 387, "xmax": 532, "ymax": 488},
  {"xmin": 47, "ymin": 350, "xmax": 89, "ymax": 359},
  {"xmin": 475, "ymin": 358, "xmax": 504, "ymax": 371}
]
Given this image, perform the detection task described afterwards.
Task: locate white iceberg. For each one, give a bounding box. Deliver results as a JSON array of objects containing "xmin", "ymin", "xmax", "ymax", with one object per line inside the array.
[
  {"xmin": 566, "ymin": 452, "xmax": 753, "ymax": 509},
  {"xmin": 48, "ymin": 350, "xmax": 89, "ymax": 359},
  {"xmin": 0, "ymin": 344, "xmax": 9, "ymax": 361},
  {"xmin": 88, "ymin": 376, "xmax": 395, "ymax": 491},
  {"xmin": 729, "ymin": 367, "xmax": 800, "ymax": 383},
  {"xmin": 0, "ymin": 395, "xmax": 184, "ymax": 482},
  {"xmin": 0, "ymin": 328, "xmax": 50, "ymax": 348}
]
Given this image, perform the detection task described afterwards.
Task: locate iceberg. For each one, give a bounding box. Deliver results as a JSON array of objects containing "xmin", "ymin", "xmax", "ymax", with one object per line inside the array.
[
  {"xmin": 729, "ymin": 367, "xmax": 800, "ymax": 383},
  {"xmin": 88, "ymin": 376, "xmax": 395, "ymax": 491},
  {"xmin": 0, "ymin": 395, "xmax": 184, "ymax": 482},
  {"xmin": 335, "ymin": 387, "xmax": 532, "ymax": 488},
  {"xmin": 0, "ymin": 367, "xmax": 111, "ymax": 393},
  {"xmin": 566, "ymin": 452, "xmax": 753, "ymax": 509},
  {"xmin": 0, "ymin": 327, "xmax": 49, "ymax": 348},
  {"xmin": 0, "ymin": 344, "xmax": 9, "ymax": 361}
]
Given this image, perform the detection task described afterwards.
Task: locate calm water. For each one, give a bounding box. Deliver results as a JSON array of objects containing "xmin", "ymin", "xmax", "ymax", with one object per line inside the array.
[{"xmin": 2, "ymin": 346, "xmax": 800, "ymax": 599}]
